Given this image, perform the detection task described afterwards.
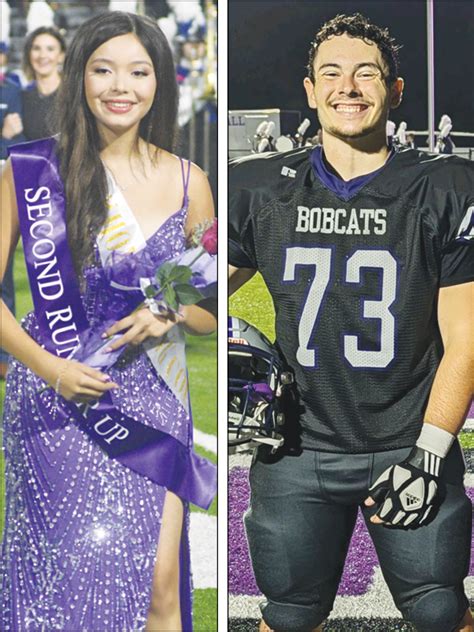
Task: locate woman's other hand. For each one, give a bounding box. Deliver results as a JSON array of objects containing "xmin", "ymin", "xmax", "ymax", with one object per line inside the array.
[{"xmin": 103, "ymin": 308, "xmax": 181, "ymax": 352}]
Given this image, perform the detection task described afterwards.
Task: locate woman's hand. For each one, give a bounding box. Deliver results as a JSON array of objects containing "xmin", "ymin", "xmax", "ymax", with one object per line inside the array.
[
  {"xmin": 45, "ymin": 358, "xmax": 119, "ymax": 403},
  {"xmin": 103, "ymin": 308, "xmax": 182, "ymax": 352}
]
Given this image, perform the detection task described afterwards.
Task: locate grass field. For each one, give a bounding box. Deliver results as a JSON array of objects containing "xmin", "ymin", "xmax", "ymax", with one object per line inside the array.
[{"xmin": 0, "ymin": 245, "xmax": 217, "ymax": 631}]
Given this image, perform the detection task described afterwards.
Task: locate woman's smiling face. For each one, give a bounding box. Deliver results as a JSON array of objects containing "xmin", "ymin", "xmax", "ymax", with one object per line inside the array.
[{"xmin": 84, "ymin": 33, "xmax": 157, "ymax": 138}]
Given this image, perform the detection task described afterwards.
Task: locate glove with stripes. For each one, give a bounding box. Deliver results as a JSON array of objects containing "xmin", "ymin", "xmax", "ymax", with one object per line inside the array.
[{"xmin": 366, "ymin": 424, "xmax": 455, "ymax": 529}]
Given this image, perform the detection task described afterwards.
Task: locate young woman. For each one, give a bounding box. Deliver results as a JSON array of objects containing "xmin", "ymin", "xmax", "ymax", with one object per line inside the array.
[
  {"xmin": 1, "ymin": 12, "xmax": 216, "ymax": 631},
  {"xmin": 21, "ymin": 26, "xmax": 66, "ymax": 140}
]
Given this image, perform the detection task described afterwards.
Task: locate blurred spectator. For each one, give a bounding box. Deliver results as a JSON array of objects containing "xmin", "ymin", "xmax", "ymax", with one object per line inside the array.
[
  {"xmin": 26, "ymin": 0, "xmax": 55, "ymax": 33},
  {"xmin": 1, "ymin": 2, "xmax": 16, "ymax": 380},
  {"xmin": 406, "ymin": 133, "xmax": 416, "ymax": 149},
  {"xmin": 394, "ymin": 121, "xmax": 407, "ymax": 147},
  {"xmin": 1, "ymin": 42, "xmax": 22, "ymax": 380},
  {"xmin": 21, "ymin": 26, "xmax": 65, "ymax": 140},
  {"xmin": 307, "ymin": 128, "xmax": 323, "ymax": 147},
  {"xmin": 1, "ymin": 0, "xmax": 11, "ymax": 47},
  {"xmin": 386, "ymin": 119, "xmax": 395, "ymax": 146},
  {"xmin": 435, "ymin": 113, "xmax": 455, "ymax": 155},
  {"xmin": 146, "ymin": 0, "xmax": 172, "ymax": 20},
  {"xmin": 109, "ymin": 0, "xmax": 138, "ymax": 12},
  {"xmin": 1, "ymin": 44, "xmax": 25, "ymax": 159}
]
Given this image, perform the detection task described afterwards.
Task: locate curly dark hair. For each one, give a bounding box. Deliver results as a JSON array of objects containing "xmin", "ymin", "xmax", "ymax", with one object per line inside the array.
[{"xmin": 307, "ymin": 13, "xmax": 402, "ymax": 84}]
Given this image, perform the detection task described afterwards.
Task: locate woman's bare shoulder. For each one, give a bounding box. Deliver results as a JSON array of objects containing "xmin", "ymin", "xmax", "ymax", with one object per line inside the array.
[
  {"xmin": 153, "ymin": 147, "xmax": 207, "ymax": 181},
  {"xmin": 146, "ymin": 146, "xmax": 212, "ymax": 218}
]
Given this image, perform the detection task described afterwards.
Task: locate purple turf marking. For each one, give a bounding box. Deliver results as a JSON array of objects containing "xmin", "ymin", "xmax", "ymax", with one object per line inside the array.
[
  {"xmin": 229, "ymin": 467, "xmax": 474, "ymax": 598},
  {"xmin": 229, "ymin": 467, "xmax": 260, "ymax": 595},
  {"xmin": 228, "ymin": 467, "xmax": 378, "ymax": 597},
  {"xmin": 338, "ymin": 513, "xmax": 379, "ymax": 595}
]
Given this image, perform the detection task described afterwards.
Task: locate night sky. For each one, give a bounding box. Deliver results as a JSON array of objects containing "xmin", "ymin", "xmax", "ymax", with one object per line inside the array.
[{"xmin": 229, "ymin": 0, "xmax": 474, "ymax": 146}]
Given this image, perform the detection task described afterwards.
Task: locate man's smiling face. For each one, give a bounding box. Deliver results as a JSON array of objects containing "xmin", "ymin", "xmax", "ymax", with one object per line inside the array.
[{"xmin": 304, "ymin": 33, "xmax": 403, "ymax": 142}]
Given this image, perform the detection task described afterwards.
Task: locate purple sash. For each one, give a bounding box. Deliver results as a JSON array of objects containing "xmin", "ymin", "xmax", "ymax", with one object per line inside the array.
[{"xmin": 9, "ymin": 137, "xmax": 216, "ymax": 510}]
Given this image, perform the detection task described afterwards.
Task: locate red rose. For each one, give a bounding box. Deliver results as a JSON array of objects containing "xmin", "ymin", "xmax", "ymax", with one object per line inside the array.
[{"xmin": 201, "ymin": 218, "xmax": 218, "ymax": 255}]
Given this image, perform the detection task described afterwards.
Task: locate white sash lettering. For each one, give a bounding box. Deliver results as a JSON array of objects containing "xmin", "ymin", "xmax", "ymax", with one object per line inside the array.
[
  {"xmin": 93, "ymin": 416, "xmax": 130, "ymax": 444},
  {"xmin": 44, "ymin": 306, "xmax": 80, "ymax": 358}
]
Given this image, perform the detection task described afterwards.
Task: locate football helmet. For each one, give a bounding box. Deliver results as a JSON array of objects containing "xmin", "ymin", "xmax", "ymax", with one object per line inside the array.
[{"xmin": 228, "ymin": 316, "xmax": 293, "ymax": 452}]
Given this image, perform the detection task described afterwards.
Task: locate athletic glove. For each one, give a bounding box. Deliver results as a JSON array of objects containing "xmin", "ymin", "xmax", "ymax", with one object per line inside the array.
[{"xmin": 367, "ymin": 424, "xmax": 455, "ymax": 528}]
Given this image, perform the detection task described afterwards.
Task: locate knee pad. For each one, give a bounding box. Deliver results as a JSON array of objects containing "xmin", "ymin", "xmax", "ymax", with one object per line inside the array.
[
  {"xmin": 404, "ymin": 587, "xmax": 466, "ymax": 632},
  {"xmin": 260, "ymin": 599, "xmax": 326, "ymax": 632}
]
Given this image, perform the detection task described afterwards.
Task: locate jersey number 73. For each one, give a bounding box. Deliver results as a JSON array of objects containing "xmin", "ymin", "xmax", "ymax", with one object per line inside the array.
[{"xmin": 282, "ymin": 247, "xmax": 398, "ymax": 369}]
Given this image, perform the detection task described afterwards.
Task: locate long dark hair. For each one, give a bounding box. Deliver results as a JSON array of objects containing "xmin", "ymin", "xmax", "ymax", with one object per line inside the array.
[
  {"xmin": 55, "ymin": 11, "xmax": 179, "ymax": 275},
  {"xmin": 22, "ymin": 27, "xmax": 67, "ymax": 82}
]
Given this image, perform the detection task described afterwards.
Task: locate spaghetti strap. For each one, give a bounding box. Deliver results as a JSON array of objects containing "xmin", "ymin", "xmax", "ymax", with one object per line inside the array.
[{"xmin": 179, "ymin": 157, "xmax": 192, "ymax": 209}]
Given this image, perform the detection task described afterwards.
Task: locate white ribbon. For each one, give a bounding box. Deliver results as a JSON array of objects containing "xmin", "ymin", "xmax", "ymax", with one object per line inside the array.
[{"xmin": 97, "ymin": 174, "xmax": 190, "ymax": 413}]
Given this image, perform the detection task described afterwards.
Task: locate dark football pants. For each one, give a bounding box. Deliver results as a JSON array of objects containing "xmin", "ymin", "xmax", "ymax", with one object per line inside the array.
[{"xmin": 244, "ymin": 442, "xmax": 471, "ymax": 632}]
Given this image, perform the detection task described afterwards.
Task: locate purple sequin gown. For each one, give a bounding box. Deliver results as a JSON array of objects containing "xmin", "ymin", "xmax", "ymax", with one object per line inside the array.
[{"xmin": 1, "ymin": 176, "xmax": 196, "ymax": 630}]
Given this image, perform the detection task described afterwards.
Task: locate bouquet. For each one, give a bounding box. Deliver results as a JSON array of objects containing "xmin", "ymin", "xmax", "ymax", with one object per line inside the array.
[{"xmin": 141, "ymin": 217, "xmax": 217, "ymax": 314}]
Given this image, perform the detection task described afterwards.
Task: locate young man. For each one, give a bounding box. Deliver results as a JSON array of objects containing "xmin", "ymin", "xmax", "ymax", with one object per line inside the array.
[
  {"xmin": 229, "ymin": 14, "xmax": 473, "ymax": 632},
  {"xmin": 0, "ymin": 43, "xmax": 24, "ymax": 161}
]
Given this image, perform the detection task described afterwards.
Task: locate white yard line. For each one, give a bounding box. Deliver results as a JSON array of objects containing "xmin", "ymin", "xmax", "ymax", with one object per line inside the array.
[
  {"xmin": 229, "ymin": 572, "xmax": 474, "ymax": 619},
  {"xmin": 194, "ymin": 428, "xmax": 217, "ymax": 454},
  {"xmin": 463, "ymin": 418, "xmax": 474, "ymax": 432},
  {"xmin": 229, "ymin": 569, "xmax": 401, "ymax": 619},
  {"xmin": 229, "ymin": 453, "xmax": 252, "ymax": 469},
  {"xmin": 190, "ymin": 513, "xmax": 217, "ymax": 588}
]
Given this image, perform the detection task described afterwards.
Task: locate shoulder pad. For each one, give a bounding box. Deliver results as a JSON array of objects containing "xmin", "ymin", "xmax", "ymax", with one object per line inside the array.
[{"xmin": 229, "ymin": 147, "xmax": 311, "ymax": 192}]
